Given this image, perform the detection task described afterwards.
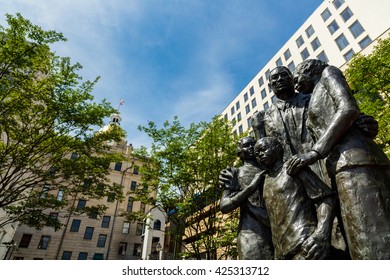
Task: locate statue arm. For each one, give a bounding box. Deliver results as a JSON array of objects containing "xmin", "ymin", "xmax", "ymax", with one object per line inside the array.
[
  {"xmin": 245, "ymin": 201, "xmax": 271, "ymax": 227},
  {"xmin": 220, "ymin": 172, "xmax": 265, "ymax": 214},
  {"xmin": 301, "ymin": 195, "xmax": 336, "ymax": 259},
  {"xmin": 311, "ymin": 66, "xmax": 360, "ymax": 157}
]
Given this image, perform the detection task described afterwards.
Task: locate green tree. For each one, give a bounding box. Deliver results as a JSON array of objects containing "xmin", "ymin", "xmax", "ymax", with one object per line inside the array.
[
  {"xmin": 0, "ymin": 13, "xmax": 125, "ymax": 230},
  {"xmin": 344, "ymin": 34, "xmax": 390, "ymax": 155},
  {"xmin": 134, "ymin": 116, "xmax": 240, "ymax": 259}
]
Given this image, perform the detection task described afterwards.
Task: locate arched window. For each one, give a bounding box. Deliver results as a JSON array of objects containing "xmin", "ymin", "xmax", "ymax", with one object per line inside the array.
[{"xmin": 153, "ymin": 220, "xmax": 161, "ymax": 230}]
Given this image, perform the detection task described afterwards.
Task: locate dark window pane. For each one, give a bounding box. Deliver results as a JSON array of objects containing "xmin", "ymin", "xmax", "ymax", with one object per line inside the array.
[
  {"xmin": 62, "ymin": 251, "xmax": 72, "ymax": 260},
  {"xmin": 321, "ymin": 8, "xmax": 331, "ymax": 22},
  {"xmin": 19, "ymin": 234, "xmax": 32, "ymax": 248},
  {"xmin": 70, "ymin": 219, "xmax": 81, "ymax": 232},
  {"xmin": 78, "ymin": 252, "xmax": 88, "ymax": 260},
  {"xmin": 349, "ymin": 20, "xmax": 365, "ymax": 38}
]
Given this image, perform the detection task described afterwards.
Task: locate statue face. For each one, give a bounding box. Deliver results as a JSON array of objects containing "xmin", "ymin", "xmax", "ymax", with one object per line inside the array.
[
  {"xmin": 254, "ymin": 139, "xmax": 277, "ymax": 169},
  {"xmin": 293, "ymin": 67, "xmax": 316, "ymax": 94},
  {"xmin": 269, "ymin": 67, "xmax": 295, "ymax": 100},
  {"xmin": 237, "ymin": 137, "xmax": 256, "ymax": 161}
]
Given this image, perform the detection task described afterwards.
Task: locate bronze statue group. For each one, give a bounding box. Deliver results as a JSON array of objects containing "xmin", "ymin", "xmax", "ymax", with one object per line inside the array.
[{"xmin": 219, "ymin": 59, "xmax": 390, "ymax": 260}]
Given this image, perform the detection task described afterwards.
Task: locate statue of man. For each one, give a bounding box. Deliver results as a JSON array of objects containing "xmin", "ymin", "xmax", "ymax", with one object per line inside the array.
[{"xmin": 286, "ymin": 59, "xmax": 390, "ymax": 259}]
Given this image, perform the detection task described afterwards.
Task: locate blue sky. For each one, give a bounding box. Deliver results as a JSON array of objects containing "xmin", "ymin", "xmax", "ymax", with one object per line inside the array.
[{"xmin": 1, "ymin": 0, "xmax": 323, "ymax": 149}]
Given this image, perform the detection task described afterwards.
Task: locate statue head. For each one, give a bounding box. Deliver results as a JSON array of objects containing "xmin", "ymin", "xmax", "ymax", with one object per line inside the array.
[
  {"xmin": 237, "ymin": 136, "xmax": 256, "ymax": 162},
  {"xmin": 293, "ymin": 59, "xmax": 329, "ymax": 94},
  {"xmin": 254, "ymin": 137, "xmax": 284, "ymax": 169},
  {"xmin": 268, "ymin": 66, "xmax": 296, "ymax": 101}
]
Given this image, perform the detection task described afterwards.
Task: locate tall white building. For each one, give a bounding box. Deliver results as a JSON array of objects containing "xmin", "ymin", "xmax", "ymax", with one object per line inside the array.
[{"xmin": 220, "ymin": 0, "xmax": 390, "ymax": 135}]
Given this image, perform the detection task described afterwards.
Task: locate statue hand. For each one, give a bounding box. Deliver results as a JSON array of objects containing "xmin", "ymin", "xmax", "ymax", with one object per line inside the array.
[
  {"xmin": 219, "ymin": 167, "xmax": 239, "ymax": 191},
  {"xmin": 355, "ymin": 113, "xmax": 378, "ymax": 139},
  {"xmin": 301, "ymin": 232, "xmax": 330, "ymax": 260},
  {"xmin": 286, "ymin": 151, "xmax": 320, "ymax": 175}
]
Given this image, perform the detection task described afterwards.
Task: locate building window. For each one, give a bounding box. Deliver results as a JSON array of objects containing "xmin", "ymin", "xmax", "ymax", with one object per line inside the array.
[
  {"xmin": 249, "ymin": 86, "xmax": 255, "ymax": 96},
  {"xmin": 258, "ymin": 77, "xmax": 264, "ymax": 87},
  {"xmin": 296, "ymin": 35, "xmax": 304, "ymax": 48},
  {"xmin": 328, "ymin": 20, "xmax": 340, "ymax": 35},
  {"xmin": 140, "ymin": 202, "xmax": 146, "ymax": 213},
  {"xmin": 153, "ymin": 220, "xmax": 162, "ymax": 230},
  {"xmin": 101, "ymin": 216, "xmax": 110, "ymax": 228},
  {"xmin": 93, "ymin": 253, "xmax": 104, "ymax": 260},
  {"xmin": 247, "ymin": 118, "xmax": 252, "ymax": 128},
  {"xmin": 70, "ymin": 219, "xmax": 81, "ymax": 232},
  {"xmin": 275, "ymin": 57, "xmax": 283, "ymax": 66},
  {"xmin": 38, "ymin": 236, "xmax": 50, "ymax": 249},
  {"xmin": 341, "ymin": 7, "xmax": 353, "ymax": 22},
  {"xmin": 333, "ymin": 0, "xmax": 345, "ymax": 9},
  {"xmin": 61, "ymin": 251, "xmax": 72, "ymax": 260},
  {"xmin": 311, "ymin": 37, "xmax": 321, "ymax": 51},
  {"xmin": 88, "ymin": 209, "xmax": 98, "ymax": 219},
  {"xmin": 76, "ymin": 199, "xmax": 86, "ymax": 210},
  {"xmin": 251, "ymin": 98, "xmax": 257, "ymax": 109},
  {"xmin": 114, "ymin": 162, "xmax": 122, "ymax": 171},
  {"xmin": 84, "ymin": 227, "xmax": 94, "ymax": 240},
  {"xmin": 78, "ymin": 252, "xmax": 88, "ymax": 260},
  {"xmin": 321, "ymin": 8, "xmax": 332, "ymax": 22},
  {"xmin": 300, "ymin": 48, "xmax": 310, "ymax": 60},
  {"xmin": 136, "ymin": 223, "xmax": 143, "ymax": 236},
  {"xmin": 335, "ymin": 34, "xmax": 349, "ymax": 50},
  {"xmin": 261, "ymin": 89, "xmax": 267, "ymax": 100},
  {"xmin": 47, "ymin": 212, "xmax": 59, "ymax": 227},
  {"xmin": 283, "ymin": 49, "xmax": 291, "ymax": 61},
  {"xmin": 57, "ymin": 189, "xmax": 64, "ymax": 201},
  {"xmin": 343, "ymin": 49, "xmax": 355, "ymax": 62},
  {"xmin": 245, "ymin": 104, "xmax": 250, "ymax": 114},
  {"xmin": 271, "ymin": 95, "xmax": 277, "ymax": 104},
  {"xmin": 127, "ymin": 197, "xmax": 133, "ymax": 212},
  {"xmin": 122, "ymin": 222, "xmax": 130, "ymax": 234},
  {"xmin": 237, "ymin": 112, "xmax": 242, "ymax": 122},
  {"xmin": 119, "ymin": 242, "xmax": 128, "ymax": 256},
  {"xmin": 107, "ymin": 192, "xmax": 115, "ymax": 203},
  {"xmin": 41, "ymin": 184, "xmax": 50, "ymax": 198},
  {"xmin": 359, "ymin": 35, "xmax": 372, "ymax": 49},
  {"xmin": 19, "ymin": 234, "xmax": 32, "ymax": 248},
  {"xmin": 224, "ymin": 113, "xmax": 228, "ymax": 120},
  {"xmin": 70, "ymin": 152, "xmax": 78, "ymax": 160},
  {"xmin": 349, "ymin": 20, "xmax": 365, "ymax": 38},
  {"xmin": 317, "ymin": 51, "xmax": 329, "ymax": 63},
  {"xmin": 230, "ymin": 106, "xmax": 235, "ymax": 115},
  {"xmin": 83, "ymin": 179, "xmax": 91, "ymax": 190},
  {"xmin": 97, "ymin": 234, "xmax": 107, "ymax": 247},
  {"xmin": 238, "ymin": 125, "xmax": 243, "ymax": 135},
  {"xmin": 233, "ymin": 101, "xmax": 239, "ymax": 111},
  {"xmin": 305, "ymin": 25, "xmax": 315, "ymax": 38},
  {"xmin": 288, "ymin": 61, "xmax": 295, "ymax": 72},
  {"xmin": 243, "ymin": 92, "xmax": 248, "ymax": 102},
  {"xmin": 263, "ymin": 101, "xmax": 269, "ymax": 111},
  {"xmin": 133, "ymin": 244, "xmax": 142, "ymax": 257},
  {"xmin": 133, "ymin": 166, "xmax": 139, "ymax": 175},
  {"xmin": 130, "ymin": 181, "xmax": 137, "ymax": 190},
  {"xmin": 232, "ymin": 117, "xmax": 236, "ymax": 125},
  {"xmin": 265, "ymin": 69, "xmax": 270, "ymax": 80}
]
